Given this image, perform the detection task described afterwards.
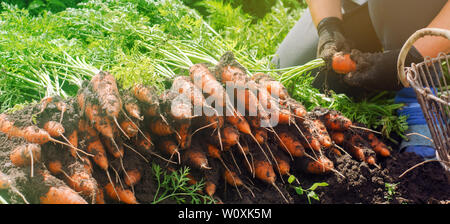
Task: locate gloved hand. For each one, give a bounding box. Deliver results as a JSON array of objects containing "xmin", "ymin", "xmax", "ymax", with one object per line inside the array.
[
  {"xmin": 316, "ymin": 17, "xmax": 350, "ymax": 67},
  {"xmin": 341, "ymin": 46, "xmax": 423, "ymax": 91}
]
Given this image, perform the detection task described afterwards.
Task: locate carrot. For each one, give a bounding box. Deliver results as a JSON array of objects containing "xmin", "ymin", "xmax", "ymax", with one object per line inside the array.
[
  {"xmin": 77, "ymin": 87, "xmax": 87, "ymax": 115},
  {"xmin": 120, "ymin": 120, "xmax": 139, "ymax": 138},
  {"xmin": 47, "ymin": 160, "xmax": 71, "ymax": 179},
  {"xmin": 343, "ymin": 134, "xmax": 376, "ymax": 164},
  {"xmin": 136, "ymin": 131, "xmax": 153, "ymax": 152},
  {"xmin": 274, "ymin": 154, "xmax": 291, "ymax": 176},
  {"xmin": 158, "ymin": 139, "xmax": 180, "ymax": 164},
  {"xmin": 182, "ymin": 147, "xmax": 211, "ymax": 170},
  {"xmin": 366, "ymin": 133, "xmax": 391, "ymax": 157},
  {"xmin": 186, "ymin": 173, "xmax": 198, "ymax": 186},
  {"xmin": 206, "ymin": 144, "xmax": 230, "ymax": 171},
  {"xmin": 103, "ymin": 136, "xmax": 124, "ymax": 159},
  {"xmin": 124, "ymin": 169, "xmax": 142, "ymax": 187},
  {"xmin": 253, "ymin": 128, "xmax": 267, "ymax": 145},
  {"xmin": 123, "ymin": 93, "xmax": 143, "ymax": 121},
  {"xmin": 312, "ymin": 119, "xmax": 332, "ymax": 149},
  {"xmin": 322, "ymin": 111, "xmax": 352, "ymax": 131},
  {"xmin": 161, "ymin": 90, "xmax": 193, "ymax": 120},
  {"xmin": 84, "ymin": 102, "xmax": 116, "ymax": 139},
  {"xmin": 175, "ymin": 122, "xmax": 191, "ymax": 150},
  {"xmin": 67, "ymin": 130, "xmax": 78, "ymax": 158},
  {"xmin": 80, "ymin": 156, "xmax": 93, "ymax": 175},
  {"xmin": 189, "ymin": 63, "xmax": 235, "ymax": 115},
  {"xmin": 251, "ymin": 73, "xmax": 289, "ymax": 101},
  {"xmin": 96, "ymin": 188, "xmax": 106, "ymax": 204},
  {"xmin": 332, "ymin": 52, "xmax": 356, "ymax": 74},
  {"xmin": 0, "ymin": 115, "xmax": 23, "ymax": 138},
  {"xmin": 10, "ymin": 144, "xmax": 41, "ymax": 167},
  {"xmin": 254, "ymin": 159, "xmax": 289, "ymax": 203},
  {"xmin": 277, "ymin": 131, "xmax": 305, "ymax": 157},
  {"xmin": 149, "ymin": 117, "xmax": 174, "ymax": 136},
  {"xmin": 89, "ymin": 71, "xmax": 122, "ymax": 119},
  {"xmin": 133, "ymin": 84, "xmax": 159, "ymax": 106},
  {"xmin": 223, "ymin": 169, "xmax": 254, "ymax": 198},
  {"xmin": 104, "ymin": 183, "xmax": 138, "ymax": 204},
  {"xmin": 40, "ymin": 171, "xmax": 88, "ymax": 204},
  {"xmin": 67, "ymin": 171, "xmax": 97, "ymax": 197},
  {"xmin": 330, "ymin": 131, "xmax": 345, "ymax": 145},
  {"xmin": 86, "ymin": 138, "xmax": 109, "ymax": 170},
  {"xmin": 304, "ymin": 156, "xmax": 334, "ymax": 174},
  {"xmin": 204, "ymin": 181, "xmax": 216, "ymax": 197},
  {"xmin": 220, "ymin": 125, "xmax": 240, "ymax": 148},
  {"xmin": 40, "ymin": 185, "xmax": 88, "ymax": 204}
]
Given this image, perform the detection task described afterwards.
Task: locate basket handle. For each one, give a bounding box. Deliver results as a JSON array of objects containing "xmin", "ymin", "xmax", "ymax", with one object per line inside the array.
[{"xmin": 397, "ymin": 28, "xmax": 450, "ymax": 87}]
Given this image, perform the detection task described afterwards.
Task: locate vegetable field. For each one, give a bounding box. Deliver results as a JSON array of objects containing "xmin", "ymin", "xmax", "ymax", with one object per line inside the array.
[{"xmin": 0, "ymin": 0, "xmax": 448, "ymax": 204}]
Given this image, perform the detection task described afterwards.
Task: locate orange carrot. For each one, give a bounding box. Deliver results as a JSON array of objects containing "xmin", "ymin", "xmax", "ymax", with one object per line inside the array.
[
  {"xmin": 175, "ymin": 122, "xmax": 191, "ymax": 149},
  {"xmin": 312, "ymin": 119, "xmax": 332, "ymax": 149},
  {"xmin": 40, "ymin": 185, "xmax": 88, "ymax": 204},
  {"xmin": 149, "ymin": 117, "xmax": 174, "ymax": 136},
  {"xmin": 67, "ymin": 171, "xmax": 97, "ymax": 197},
  {"xmin": 330, "ymin": 131, "xmax": 345, "ymax": 145},
  {"xmin": 133, "ymin": 84, "xmax": 159, "ymax": 106},
  {"xmin": 120, "ymin": 120, "xmax": 139, "ymax": 138},
  {"xmin": 158, "ymin": 139, "xmax": 180, "ymax": 164},
  {"xmin": 253, "ymin": 128, "xmax": 267, "ymax": 145},
  {"xmin": 305, "ymin": 156, "xmax": 334, "ymax": 174},
  {"xmin": 96, "ymin": 188, "xmax": 106, "ymax": 204},
  {"xmin": 332, "ymin": 52, "xmax": 356, "ymax": 74},
  {"xmin": 67, "ymin": 130, "xmax": 78, "ymax": 158},
  {"xmin": 0, "ymin": 114, "xmax": 23, "ymax": 138},
  {"xmin": 220, "ymin": 125, "xmax": 240, "ymax": 148},
  {"xmin": 251, "ymin": 73, "xmax": 289, "ymax": 101},
  {"xmin": 277, "ymin": 131, "xmax": 305, "ymax": 157},
  {"xmin": 104, "ymin": 183, "xmax": 138, "ymax": 204},
  {"xmin": 254, "ymin": 159, "xmax": 289, "ymax": 203},
  {"xmin": 86, "ymin": 139, "xmax": 109, "ymax": 170},
  {"xmin": 124, "ymin": 169, "xmax": 142, "ymax": 187},
  {"xmin": 366, "ymin": 133, "xmax": 391, "ymax": 157},
  {"xmin": 183, "ymin": 147, "xmax": 211, "ymax": 170},
  {"xmin": 204, "ymin": 181, "xmax": 216, "ymax": 197},
  {"xmin": 274, "ymin": 154, "xmax": 291, "ymax": 176},
  {"xmin": 10, "ymin": 144, "xmax": 41, "ymax": 167},
  {"xmin": 103, "ymin": 136, "xmax": 124, "ymax": 159},
  {"xmin": 322, "ymin": 111, "xmax": 353, "ymax": 131}
]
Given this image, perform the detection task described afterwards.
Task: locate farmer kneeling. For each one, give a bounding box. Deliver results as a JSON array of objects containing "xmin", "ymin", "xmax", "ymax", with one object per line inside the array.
[{"xmin": 273, "ymin": 0, "xmax": 450, "ymax": 159}]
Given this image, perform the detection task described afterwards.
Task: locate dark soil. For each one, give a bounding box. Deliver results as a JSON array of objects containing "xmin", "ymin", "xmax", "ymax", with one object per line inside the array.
[{"xmin": 1, "ymin": 99, "xmax": 449, "ymax": 204}]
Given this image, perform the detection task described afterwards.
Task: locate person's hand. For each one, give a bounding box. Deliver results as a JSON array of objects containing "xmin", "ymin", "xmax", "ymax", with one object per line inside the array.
[
  {"xmin": 341, "ymin": 47, "xmax": 423, "ymax": 91},
  {"xmin": 316, "ymin": 17, "xmax": 350, "ymax": 67}
]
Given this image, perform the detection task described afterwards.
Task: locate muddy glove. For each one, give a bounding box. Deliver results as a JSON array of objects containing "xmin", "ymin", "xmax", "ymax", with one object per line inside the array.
[
  {"xmin": 342, "ymin": 46, "xmax": 423, "ymax": 91},
  {"xmin": 316, "ymin": 17, "xmax": 350, "ymax": 67}
]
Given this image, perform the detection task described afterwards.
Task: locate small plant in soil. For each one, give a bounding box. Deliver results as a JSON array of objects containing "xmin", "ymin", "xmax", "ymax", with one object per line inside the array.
[
  {"xmin": 151, "ymin": 163, "xmax": 215, "ymax": 204},
  {"xmin": 384, "ymin": 182, "xmax": 399, "ymax": 202},
  {"xmin": 288, "ymin": 175, "xmax": 328, "ymax": 204}
]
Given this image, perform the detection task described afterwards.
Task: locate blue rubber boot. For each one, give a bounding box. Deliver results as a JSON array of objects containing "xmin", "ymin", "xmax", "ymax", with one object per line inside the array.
[{"xmin": 394, "ymin": 88, "xmax": 436, "ymax": 160}]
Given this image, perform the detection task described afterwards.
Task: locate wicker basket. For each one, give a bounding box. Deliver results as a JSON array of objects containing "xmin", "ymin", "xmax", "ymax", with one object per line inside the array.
[{"xmin": 397, "ymin": 28, "xmax": 450, "ymax": 176}]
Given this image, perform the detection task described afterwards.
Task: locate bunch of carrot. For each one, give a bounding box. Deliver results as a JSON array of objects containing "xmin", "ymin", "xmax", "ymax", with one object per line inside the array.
[{"xmin": 0, "ymin": 52, "xmax": 392, "ymax": 204}]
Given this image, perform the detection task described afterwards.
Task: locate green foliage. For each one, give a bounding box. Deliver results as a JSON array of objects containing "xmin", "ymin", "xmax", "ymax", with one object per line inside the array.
[
  {"xmin": 288, "ymin": 175, "xmax": 328, "ymax": 204},
  {"xmin": 151, "ymin": 163, "xmax": 215, "ymax": 204},
  {"xmin": 0, "ymin": 0, "xmax": 85, "ymax": 15},
  {"xmin": 384, "ymin": 182, "xmax": 399, "ymax": 202}
]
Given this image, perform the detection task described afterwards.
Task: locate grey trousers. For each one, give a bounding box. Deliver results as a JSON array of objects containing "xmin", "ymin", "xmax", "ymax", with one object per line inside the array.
[{"xmin": 273, "ymin": 0, "xmax": 447, "ymax": 68}]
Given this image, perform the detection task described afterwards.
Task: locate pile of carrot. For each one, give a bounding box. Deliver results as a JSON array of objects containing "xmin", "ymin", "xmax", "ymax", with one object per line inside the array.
[{"xmin": 0, "ymin": 51, "xmax": 392, "ymax": 204}]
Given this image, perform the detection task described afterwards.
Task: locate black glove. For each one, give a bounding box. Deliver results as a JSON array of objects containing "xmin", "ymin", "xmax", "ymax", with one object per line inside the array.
[
  {"xmin": 316, "ymin": 17, "xmax": 350, "ymax": 66},
  {"xmin": 342, "ymin": 47, "xmax": 423, "ymax": 91}
]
